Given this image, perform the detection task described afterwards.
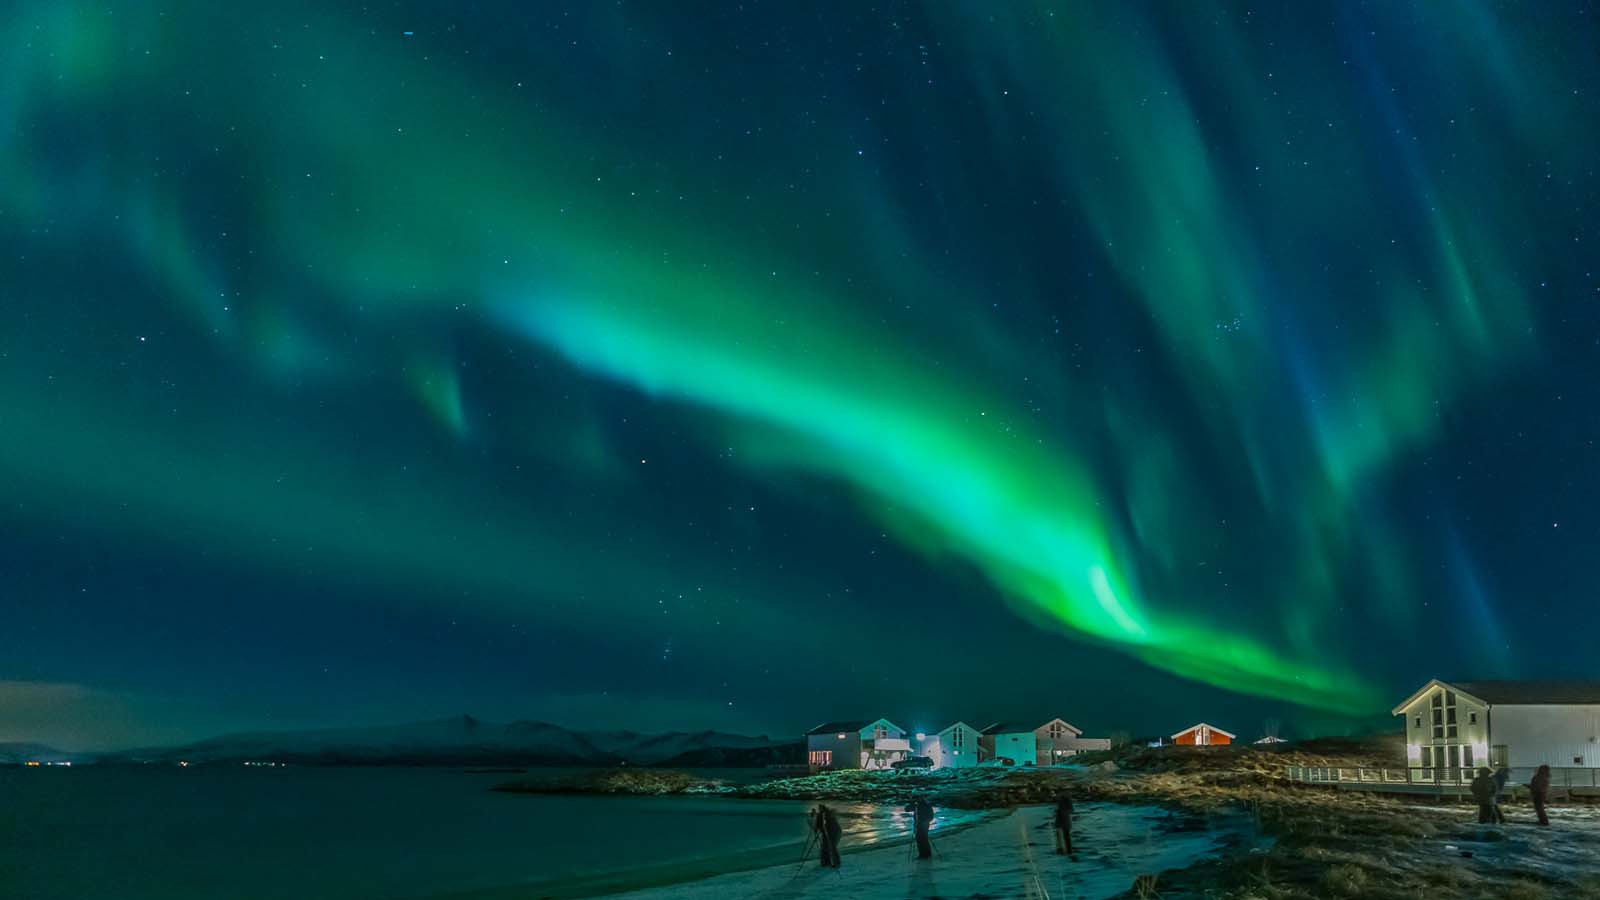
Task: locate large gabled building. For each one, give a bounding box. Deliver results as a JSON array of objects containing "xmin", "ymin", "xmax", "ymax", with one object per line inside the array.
[{"xmin": 1393, "ymin": 679, "xmax": 1600, "ymax": 778}]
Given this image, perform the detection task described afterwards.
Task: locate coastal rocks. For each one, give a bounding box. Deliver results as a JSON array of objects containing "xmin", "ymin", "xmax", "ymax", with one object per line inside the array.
[
  {"xmin": 734, "ymin": 766, "xmax": 1084, "ymax": 809},
  {"xmin": 494, "ymin": 769, "xmax": 730, "ymax": 796}
]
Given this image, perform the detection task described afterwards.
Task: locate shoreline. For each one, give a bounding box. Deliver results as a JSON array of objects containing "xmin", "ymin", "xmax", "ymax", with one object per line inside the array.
[{"xmin": 434, "ymin": 805, "xmax": 1001, "ymax": 900}]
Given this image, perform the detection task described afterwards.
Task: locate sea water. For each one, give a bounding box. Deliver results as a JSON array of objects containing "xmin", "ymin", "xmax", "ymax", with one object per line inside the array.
[{"xmin": 0, "ymin": 766, "xmax": 876, "ymax": 900}]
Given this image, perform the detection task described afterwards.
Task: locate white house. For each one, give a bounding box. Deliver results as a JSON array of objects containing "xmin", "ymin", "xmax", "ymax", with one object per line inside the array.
[
  {"xmin": 805, "ymin": 718, "xmax": 910, "ymax": 772},
  {"xmin": 1393, "ymin": 679, "xmax": 1600, "ymax": 780},
  {"xmin": 980, "ymin": 718, "xmax": 1103, "ymax": 766},
  {"xmin": 912, "ymin": 721, "xmax": 981, "ymax": 769}
]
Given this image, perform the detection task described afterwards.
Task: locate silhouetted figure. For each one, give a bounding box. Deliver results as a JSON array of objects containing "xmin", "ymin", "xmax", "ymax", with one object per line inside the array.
[
  {"xmin": 910, "ymin": 796, "xmax": 934, "ymax": 859},
  {"xmin": 1469, "ymin": 767, "xmax": 1497, "ymax": 824},
  {"xmin": 1492, "ymin": 767, "xmax": 1511, "ymax": 824},
  {"xmin": 811, "ymin": 804, "xmax": 842, "ymax": 868},
  {"xmin": 1530, "ymin": 764, "xmax": 1552, "ymax": 827},
  {"xmin": 1053, "ymin": 792, "xmax": 1074, "ymax": 855}
]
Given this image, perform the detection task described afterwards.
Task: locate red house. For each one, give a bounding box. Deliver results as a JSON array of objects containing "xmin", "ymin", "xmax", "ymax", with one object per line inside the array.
[{"xmin": 1172, "ymin": 723, "xmax": 1235, "ymax": 746}]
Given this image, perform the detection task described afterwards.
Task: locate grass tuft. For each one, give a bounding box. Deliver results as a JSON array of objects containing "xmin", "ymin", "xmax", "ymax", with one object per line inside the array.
[{"xmin": 1320, "ymin": 864, "xmax": 1370, "ymax": 897}]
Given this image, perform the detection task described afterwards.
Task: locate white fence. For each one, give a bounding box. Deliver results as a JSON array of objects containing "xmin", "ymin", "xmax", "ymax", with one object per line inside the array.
[{"xmin": 1285, "ymin": 765, "xmax": 1600, "ymax": 789}]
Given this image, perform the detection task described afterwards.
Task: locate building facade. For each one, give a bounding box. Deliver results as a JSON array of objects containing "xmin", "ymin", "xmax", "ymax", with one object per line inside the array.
[
  {"xmin": 1172, "ymin": 723, "xmax": 1235, "ymax": 746},
  {"xmin": 913, "ymin": 721, "xmax": 981, "ymax": 769},
  {"xmin": 1393, "ymin": 679, "xmax": 1600, "ymax": 779},
  {"xmin": 978, "ymin": 719, "xmax": 1103, "ymax": 765},
  {"xmin": 805, "ymin": 718, "xmax": 910, "ymax": 772}
]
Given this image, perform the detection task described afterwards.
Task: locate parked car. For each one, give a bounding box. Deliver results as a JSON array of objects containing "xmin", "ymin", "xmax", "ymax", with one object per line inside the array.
[{"xmin": 891, "ymin": 755, "xmax": 934, "ymax": 770}]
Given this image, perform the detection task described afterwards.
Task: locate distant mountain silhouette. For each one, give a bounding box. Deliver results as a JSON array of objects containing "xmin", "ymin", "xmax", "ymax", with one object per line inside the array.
[
  {"xmin": 90, "ymin": 716, "xmax": 783, "ymax": 767},
  {"xmin": 0, "ymin": 742, "xmax": 73, "ymax": 764}
]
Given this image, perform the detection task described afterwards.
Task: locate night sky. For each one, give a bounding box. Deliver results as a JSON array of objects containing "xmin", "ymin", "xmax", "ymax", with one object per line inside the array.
[{"xmin": 4, "ymin": 1, "xmax": 1598, "ymax": 750}]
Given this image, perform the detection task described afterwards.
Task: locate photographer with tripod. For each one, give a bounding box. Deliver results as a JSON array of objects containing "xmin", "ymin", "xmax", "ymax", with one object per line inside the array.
[{"xmin": 808, "ymin": 803, "xmax": 842, "ymax": 869}]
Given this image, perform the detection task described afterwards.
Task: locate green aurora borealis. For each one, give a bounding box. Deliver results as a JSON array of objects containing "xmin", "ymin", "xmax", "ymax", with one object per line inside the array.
[{"xmin": 4, "ymin": 0, "xmax": 1599, "ymax": 742}]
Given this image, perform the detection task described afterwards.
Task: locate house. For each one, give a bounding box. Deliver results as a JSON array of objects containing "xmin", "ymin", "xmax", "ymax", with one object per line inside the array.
[
  {"xmin": 1172, "ymin": 723, "xmax": 1235, "ymax": 746},
  {"xmin": 805, "ymin": 718, "xmax": 910, "ymax": 772},
  {"xmin": 1392, "ymin": 679, "xmax": 1600, "ymax": 778},
  {"xmin": 912, "ymin": 721, "xmax": 982, "ymax": 769},
  {"xmin": 980, "ymin": 718, "xmax": 1105, "ymax": 766}
]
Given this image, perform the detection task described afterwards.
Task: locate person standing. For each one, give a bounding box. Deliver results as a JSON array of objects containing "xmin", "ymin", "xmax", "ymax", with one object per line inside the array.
[
  {"xmin": 911, "ymin": 796, "xmax": 935, "ymax": 860},
  {"xmin": 1469, "ymin": 767, "xmax": 1497, "ymax": 824},
  {"xmin": 1053, "ymin": 791, "xmax": 1075, "ymax": 855},
  {"xmin": 1492, "ymin": 766, "xmax": 1511, "ymax": 824},
  {"xmin": 1530, "ymin": 764, "xmax": 1552, "ymax": 827}
]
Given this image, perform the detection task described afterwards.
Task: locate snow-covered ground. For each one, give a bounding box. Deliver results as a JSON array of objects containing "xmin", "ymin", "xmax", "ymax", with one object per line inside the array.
[
  {"xmin": 1405, "ymin": 802, "xmax": 1600, "ymax": 886},
  {"xmin": 602, "ymin": 802, "xmax": 1255, "ymax": 900}
]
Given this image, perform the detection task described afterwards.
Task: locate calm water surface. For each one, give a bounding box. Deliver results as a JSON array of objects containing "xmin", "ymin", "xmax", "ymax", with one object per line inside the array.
[{"xmin": 0, "ymin": 767, "xmax": 862, "ymax": 900}]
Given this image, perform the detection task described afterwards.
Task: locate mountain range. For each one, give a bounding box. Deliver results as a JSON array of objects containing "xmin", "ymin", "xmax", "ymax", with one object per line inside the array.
[{"xmin": 34, "ymin": 716, "xmax": 801, "ymax": 767}]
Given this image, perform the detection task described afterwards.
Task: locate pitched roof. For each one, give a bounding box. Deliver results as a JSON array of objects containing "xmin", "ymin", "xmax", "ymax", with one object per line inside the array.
[
  {"xmin": 981, "ymin": 719, "xmax": 1081, "ymax": 735},
  {"xmin": 1454, "ymin": 681, "xmax": 1600, "ymax": 705},
  {"xmin": 806, "ymin": 720, "xmax": 872, "ymax": 736},
  {"xmin": 936, "ymin": 721, "xmax": 978, "ymax": 735},
  {"xmin": 1392, "ymin": 679, "xmax": 1600, "ymax": 714},
  {"xmin": 1171, "ymin": 722, "xmax": 1236, "ymax": 739}
]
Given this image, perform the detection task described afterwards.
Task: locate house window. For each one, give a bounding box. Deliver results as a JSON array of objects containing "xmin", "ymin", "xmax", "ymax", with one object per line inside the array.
[
  {"xmin": 951, "ymin": 729, "xmax": 964, "ymax": 749},
  {"xmin": 874, "ymin": 724, "xmax": 888, "ymax": 741},
  {"xmin": 1463, "ymin": 745, "xmax": 1473, "ymax": 767},
  {"xmin": 1469, "ymin": 712, "xmax": 1477, "ymax": 725},
  {"xmin": 809, "ymin": 750, "xmax": 832, "ymax": 768},
  {"xmin": 1047, "ymin": 722, "xmax": 1066, "ymax": 738},
  {"xmin": 1414, "ymin": 715, "xmax": 1421, "ymax": 728}
]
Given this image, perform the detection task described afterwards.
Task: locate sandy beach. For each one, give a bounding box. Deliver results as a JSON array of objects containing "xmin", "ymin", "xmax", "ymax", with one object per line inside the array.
[{"xmin": 599, "ymin": 802, "xmax": 1254, "ymax": 900}]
